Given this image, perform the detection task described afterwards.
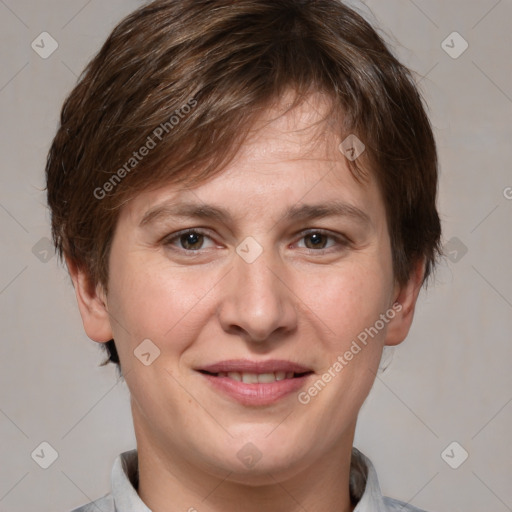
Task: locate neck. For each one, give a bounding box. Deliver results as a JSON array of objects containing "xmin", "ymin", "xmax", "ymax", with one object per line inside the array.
[{"xmin": 135, "ymin": 419, "xmax": 357, "ymax": 512}]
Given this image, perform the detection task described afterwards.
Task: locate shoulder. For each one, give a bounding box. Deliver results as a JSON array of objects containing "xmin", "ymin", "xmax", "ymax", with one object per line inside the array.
[
  {"xmin": 383, "ymin": 496, "xmax": 432, "ymax": 511},
  {"xmin": 69, "ymin": 492, "xmax": 114, "ymax": 512}
]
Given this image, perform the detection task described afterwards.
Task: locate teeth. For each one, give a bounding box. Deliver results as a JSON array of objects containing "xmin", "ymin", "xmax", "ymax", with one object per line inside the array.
[
  {"xmin": 241, "ymin": 373, "xmax": 259, "ymax": 384},
  {"xmin": 257, "ymin": 373, "xmax": 276, "ymax": 383},
  {"xmin": 214, "ymin": 371, "xmax": 303, "ymax": 382}
]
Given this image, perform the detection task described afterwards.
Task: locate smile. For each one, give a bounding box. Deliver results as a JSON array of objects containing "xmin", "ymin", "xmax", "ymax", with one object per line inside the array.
[
  {"xmin": 196, "ymin": 360, "xmax": 314, "ymax": 406},
  {"xmin": 200, "ymin": 370, "xmax": 311, "ymax": 383}
]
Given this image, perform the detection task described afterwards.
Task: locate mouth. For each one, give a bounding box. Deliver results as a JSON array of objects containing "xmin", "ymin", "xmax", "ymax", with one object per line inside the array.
[
  {"xmin": 198, "ymin": 369, "xmax": 313, "ymax": 383},
  {"xmin": 195, "ymin": 359, "xmax": 315, "ymax": 406}
]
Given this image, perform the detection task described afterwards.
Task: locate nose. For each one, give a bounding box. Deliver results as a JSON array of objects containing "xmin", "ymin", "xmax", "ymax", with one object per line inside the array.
[{"xmin": 217, "ymin": 243, "xmax": 298, "ymax": 343}]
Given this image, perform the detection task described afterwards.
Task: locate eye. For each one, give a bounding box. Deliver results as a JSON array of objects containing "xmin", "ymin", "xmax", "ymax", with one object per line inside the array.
[
  {"xmin": 163, "ymin": 229, "xmax": 216, "ymax": 251},
  {"xmin": 162, "ymin": 228, "xmax": 350, "ymax": 255},
  {"xmin": 295, "ymin": 230, "xmax": 350, "ymax": 252}
]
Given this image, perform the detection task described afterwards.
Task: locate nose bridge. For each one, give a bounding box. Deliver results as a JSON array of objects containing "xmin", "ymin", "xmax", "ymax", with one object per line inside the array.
[
  {"xmin": 236, "ymin": 243, "xmax": 280, "ymax": 303},
  {"xmin": 218, "ymin": 237, "xmax": 296, "ymax": 341}
]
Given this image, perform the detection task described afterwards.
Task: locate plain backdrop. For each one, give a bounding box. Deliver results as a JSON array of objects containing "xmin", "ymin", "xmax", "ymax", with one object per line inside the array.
[{"xmin": 0, "ymin": 1, "xmax": 511, "ymax": 511}]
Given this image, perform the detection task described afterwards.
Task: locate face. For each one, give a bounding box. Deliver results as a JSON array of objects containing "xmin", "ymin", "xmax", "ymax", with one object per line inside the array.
[{"xmin": 72, "ymin": 92, "xmax": 422, "ymax": 484}]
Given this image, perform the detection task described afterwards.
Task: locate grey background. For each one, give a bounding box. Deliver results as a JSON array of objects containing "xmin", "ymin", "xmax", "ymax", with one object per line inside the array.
[{"xmin": 1, "ymin": 1, "xmax": 511, "ymax": 511}]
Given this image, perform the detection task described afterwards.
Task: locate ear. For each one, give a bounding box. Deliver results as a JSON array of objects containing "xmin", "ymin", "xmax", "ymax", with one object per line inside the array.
[
  {"xmin": 65, "ymin": 255, "xmax": 113, "ymax": 343},
  {"xmin": 384, "ymin": 258, "xmax": 425, "ymax": 347}
]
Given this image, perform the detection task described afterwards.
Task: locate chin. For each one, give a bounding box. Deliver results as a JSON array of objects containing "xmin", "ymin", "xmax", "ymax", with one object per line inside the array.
[{"xmin": 200, "ymin": 435, "xmax": 316, "ymax": 484}]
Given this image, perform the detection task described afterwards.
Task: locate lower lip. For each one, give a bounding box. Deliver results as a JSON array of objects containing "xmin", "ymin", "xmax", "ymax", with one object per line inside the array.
[{"xmin": 199, "ymin": 372, "xmax": 313, "ymax": 406}]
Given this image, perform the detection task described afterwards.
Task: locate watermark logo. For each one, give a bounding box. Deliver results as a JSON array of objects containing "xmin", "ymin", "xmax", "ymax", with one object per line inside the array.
[
  {"xmin": 237, "ymin": 442, "xmax": 263, "ymax": 468},
  {"xmin": 441, "ymin": 441, "xmax": 469, "ymax": 469},
  {"xmin": 443, "ymin": 236, "xmax": 468, "ymax": 263},
  {"xmin": 338, "ymin": 134, "xmax": 366, "ymax": 161},
  {"xmin": 236, "ymin": 236, "xmax": 263, "ymax": 264},
  {"xmin": 32, "ymin": 237, "xmax": 55, "ymax": 263},
  {"xmin": 134, "ymin": 338, "xmax": 161, "ymax": 366},
  {"xmin": 441, "ymin": 32, "xmax": 469, "ymax": 59},
  {"xmin": 31, "ymin": 441, "xmax": 59, "ymax": 469},
  {"xmin": 31, "ymin": 32, "xmax": 59, "ymax": 59}
]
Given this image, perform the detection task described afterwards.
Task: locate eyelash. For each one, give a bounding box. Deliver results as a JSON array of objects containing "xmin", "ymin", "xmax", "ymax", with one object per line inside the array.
[{"xmin": 162, "ymin": 228, "xmax": 351, "ymax": 255}]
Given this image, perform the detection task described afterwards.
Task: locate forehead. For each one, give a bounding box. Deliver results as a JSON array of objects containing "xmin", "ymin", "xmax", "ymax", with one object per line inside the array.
[
  {"xmin": 239, "ymin": 91, "xmax": 343, "ymax": 161},
  {"xmin": 119, "ymin": 92, "xmax": 383, "ymax": 226}
]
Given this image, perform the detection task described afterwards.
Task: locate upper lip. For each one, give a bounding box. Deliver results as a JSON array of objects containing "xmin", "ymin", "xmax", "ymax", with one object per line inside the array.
[{"xmin": 197, "ymin": 359, "xmax": 313, "ymax": 374}]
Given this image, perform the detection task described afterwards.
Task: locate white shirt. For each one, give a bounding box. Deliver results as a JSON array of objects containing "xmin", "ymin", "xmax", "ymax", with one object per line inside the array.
[{"xmin": 71, "ymin": 447, "xmax": 429, "ymax": 511}]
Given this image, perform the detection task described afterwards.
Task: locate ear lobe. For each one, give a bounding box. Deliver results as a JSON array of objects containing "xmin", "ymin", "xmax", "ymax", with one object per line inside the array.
[
  {"xmin": 65, "ymin": 255, "xmax": 113, "ymax": 343},
  {"xmin": 384, "ymin": 258, "xmax": 425, "ymax": 347}
]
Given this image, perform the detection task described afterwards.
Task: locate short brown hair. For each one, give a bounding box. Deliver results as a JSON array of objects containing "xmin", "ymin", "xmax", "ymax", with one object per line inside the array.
[{"xmin": 45, "ymin": 0, "xmax": 442, "ymax": 367}]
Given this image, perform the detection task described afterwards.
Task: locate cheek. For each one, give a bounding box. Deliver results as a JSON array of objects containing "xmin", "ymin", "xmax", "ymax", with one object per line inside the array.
[
  {"xmin": 299, "ymin": 259, "xmax": 393, "ymax": 346},
  {"xmin": 106, "ymin": 252, "xmax": 220, "ymax": 354},
  {"xmin": 295, "ymin": 265, "xmax": 392, "ymax": 419}
]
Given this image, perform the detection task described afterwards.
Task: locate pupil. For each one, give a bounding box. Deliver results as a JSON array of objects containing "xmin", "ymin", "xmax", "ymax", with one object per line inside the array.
[
  {"xmin": 308, "ymin": 233, "xmax": 324, "ymax": 248},
  {"xmin": 182, "ymin": 233, "xmax": 202, "ymax": 249}
]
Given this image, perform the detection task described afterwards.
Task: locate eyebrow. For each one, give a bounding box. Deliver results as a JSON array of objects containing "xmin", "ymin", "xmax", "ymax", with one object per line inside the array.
[{"xmin": 139, "ymin": 199, "xmax": 372, "ymax": 228}]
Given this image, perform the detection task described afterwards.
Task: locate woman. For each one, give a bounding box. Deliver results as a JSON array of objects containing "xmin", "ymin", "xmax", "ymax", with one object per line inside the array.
[{"xmin": 45, "ymin": 1, "xmax": 442, "ymax": 510}]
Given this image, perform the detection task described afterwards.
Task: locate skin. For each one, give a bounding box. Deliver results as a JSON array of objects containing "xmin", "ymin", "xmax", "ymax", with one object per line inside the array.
[{"xmin": 67, "ymin": 92, "xmax": 425, "ymax": 512}]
